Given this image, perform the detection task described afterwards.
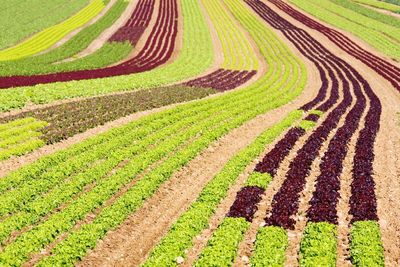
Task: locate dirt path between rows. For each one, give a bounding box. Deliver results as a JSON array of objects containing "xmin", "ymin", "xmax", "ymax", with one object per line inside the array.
[
  {"xmin": 59, "ymin": 0, "xmax": 138, "ymax": 62},
  {"xmin": 266, "ymin": 1, "xmax": 400, "ymax": 265},
  {"xmin": 39, "ymin": 0, "xmax": 119, "ymax": 57}
]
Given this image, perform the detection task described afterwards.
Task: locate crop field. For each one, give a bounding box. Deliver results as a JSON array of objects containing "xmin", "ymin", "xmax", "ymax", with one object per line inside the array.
[{"xmin": 0, "ymin": 0, "xmax": 399, "ymax": 266}]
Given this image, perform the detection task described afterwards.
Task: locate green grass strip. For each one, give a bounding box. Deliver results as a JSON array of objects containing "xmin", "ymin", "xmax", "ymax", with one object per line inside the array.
[
  {"xmin": 0, "ymin": 0, "xmax": 129, "ymax": 76},
  {"xmin": 299, "ymin": 222, "xmax": 337, "ymax": 267},
  {"xmin": 350, "ymin": 220, "xmax": 385, "ymax": 266},
  {"xmin": 194, "ymin": 217, "xmax": 250, "ymax": 266},
  {"xmin": 251, "ymin": 226, "xmax": 288, "ymax": 267},
  {"xmin": 0, "ymin": 0, "xmax": 89, "ymax": 50},
  {"xmin": 352, "ymin": 0, "xmax": 400, "ymax": 13},
  {"xmin": 0, "ymin": 0, "xmax": 106, "ymax": 61}
]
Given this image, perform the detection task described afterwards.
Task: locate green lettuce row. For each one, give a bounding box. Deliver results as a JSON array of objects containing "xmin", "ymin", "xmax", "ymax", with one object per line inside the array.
[
  {"xmin": 36, "ymin": 107, "xmax": 300, "ymax": 267},
  {"xmin": 0, "ymin": 117, "xmax": 48, "ymax": 161},
  {"xmin": 195, "ymin": 218, "xmax": 250, "ymax": 266},
  {"xmin": 0, "ymin": 0, "xmax": 89, "ymax": 50},
  {"xmin": 251, "ymin": 226, "xmax": 289, "ymax": 266},
  {"xmin": 299, "ymin": 222, "xmax": 338, "ymax": 266},
  {"xmin": 350, "ymin": 220, "xmax": 385, "ymax": 266},
  {"xmin": 0, "ymin": 0, "xmax": 307, "ymax": 262},
  {"xmin": 289, "ymin": 0, "xmax": 400, "ymax": 60},
  {"xmin": 331, "ymin": 0, "xmax": 400, "ymax": 28},
  {"xmin": 0, "ymin": 96, "xmax": 222, "ymax": 193},
  {"xmin": 0, "ymin": 0, "xmax": 131, "ymax": 76},
  {"xmin": 144, "ymin": 111, "xmax": 302, "ymax": 266},
  {"xmin": 245, "ymin": 172, "xmax": 273, "ymax": 189},
  {"xmin": 298, "ymin": 120, "xmax": 317, "ymax": 131},
  {"xmin": 0, "ymin": 0, "xmax": 214, "ymax": 112},
  {"xmin": 201, "ymin": 0, "xmax": 258, "ymax": 70},
  {"xmin": 26, "ymin": 56, "xmax": 305, "ymax": 264}
]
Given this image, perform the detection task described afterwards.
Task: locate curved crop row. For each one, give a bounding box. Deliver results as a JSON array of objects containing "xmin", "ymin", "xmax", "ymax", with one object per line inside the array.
[
  {"xmin": 352, "ymin": 0, "xmax": 400, "ymax": 13},
  {"xmin": 201, "ymin": 0, "xmax": 259, "ymax": 71},
  {"xmin": 0, "ymin": 86, "xmax": 217, "ymax": 145},
  {"xmin": 184, "ymin": 69, "xmax": 257, "ymax": 91},
  {"xmin": 283, "ymin": 1, "xmax": 400, "ymax": 86},
  {"xmin": 0, "ymin": 0, "xmax": 107, "ymax": 61},
  {"xmin": 144, "ymin": 111, "xmax": 302, "ymax": 266},
  {"xmin": 0, "ymin": 118, "xmax": 48, "ymax": 161},
  {"xmin": 269, "ymin": 0, "xmax": 400, "ymax": 93},
  {"xmin": 0, "ymin": 0, "xmax": 90, "ymax": 50},
  {"xmin": 0, "ymin": 0, "xmax": 174, "ymax": 88},
  {"xmin": 288, "ymin": 0, "xmax": 400, "ymax": 60},
  {"xmin": 0, "ymin": 0, "xmax": 130, "ymax": 77},
  {"xmin": 0, "ymin": 0, "xmax": 256, "ymax": 158},
  {"xmin": 142, "ymin": 0, "xmax": 307, "ymax": 264}
]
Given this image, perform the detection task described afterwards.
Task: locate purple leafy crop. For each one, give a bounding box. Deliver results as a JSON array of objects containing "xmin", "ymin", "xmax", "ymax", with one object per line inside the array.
[{"xmin": 227, "ymin": 186, "xmax": 265, "ymax": 222}]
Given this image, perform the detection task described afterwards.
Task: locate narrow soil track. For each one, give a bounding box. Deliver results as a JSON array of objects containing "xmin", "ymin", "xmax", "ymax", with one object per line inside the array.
[{"xmin": 60, "ymin": 0, "xmax": 139, "ymax": 61}]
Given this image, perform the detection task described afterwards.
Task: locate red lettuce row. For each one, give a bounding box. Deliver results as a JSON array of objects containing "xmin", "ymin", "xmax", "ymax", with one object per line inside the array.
[
  {"xmin": 269, "ymin": 0, "xmax": 400, "ymax": 92},
  {"xmin": 304, "ymin": 113, "xmax": 320, "ymax": 122},
  {"xmin": 349, "ymin": 68, "xmax": 382, "ymax": 223},
  {"xmin": 308, "ymin": 60, "xmax": 367, "ymax": 224},
  {"xmin": 109, "ymin": 0, "xmax": 155, "ymax": 45},
  {"xmin": 0, "ymin": 0, "xmax": 177, "ymax": 88},
  {"xmin": 184, "ymin": 69, "xmax": 257, "ymax": 91},
  {"xmin": 227, "ymin": 186, "xmax": 265, "ymax": 222},
  {"xmin": 254, "ymin": 127, "xmax": 305, "ymax": 176}
]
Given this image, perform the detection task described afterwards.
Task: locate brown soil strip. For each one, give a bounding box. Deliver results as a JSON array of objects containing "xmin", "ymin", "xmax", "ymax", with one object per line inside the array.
[
  {"xmin": 38, "ymin": 0, "xmax": 119, "ymax": 57},
  {"xmin": 264, "ymin": 1, "xmax": 400, "ymax": 264}
]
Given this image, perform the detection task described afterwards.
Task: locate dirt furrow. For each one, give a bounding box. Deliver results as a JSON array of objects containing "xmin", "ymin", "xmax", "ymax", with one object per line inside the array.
[{"xmin": 61, "ymin": 0, "xmax": 139, "ymax": 62}]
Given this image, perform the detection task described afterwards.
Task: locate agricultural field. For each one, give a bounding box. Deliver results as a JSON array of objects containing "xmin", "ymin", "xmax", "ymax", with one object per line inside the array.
[{"xmin": 0, "ymin": 0, "xmax": 399, "ymax": 266}]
